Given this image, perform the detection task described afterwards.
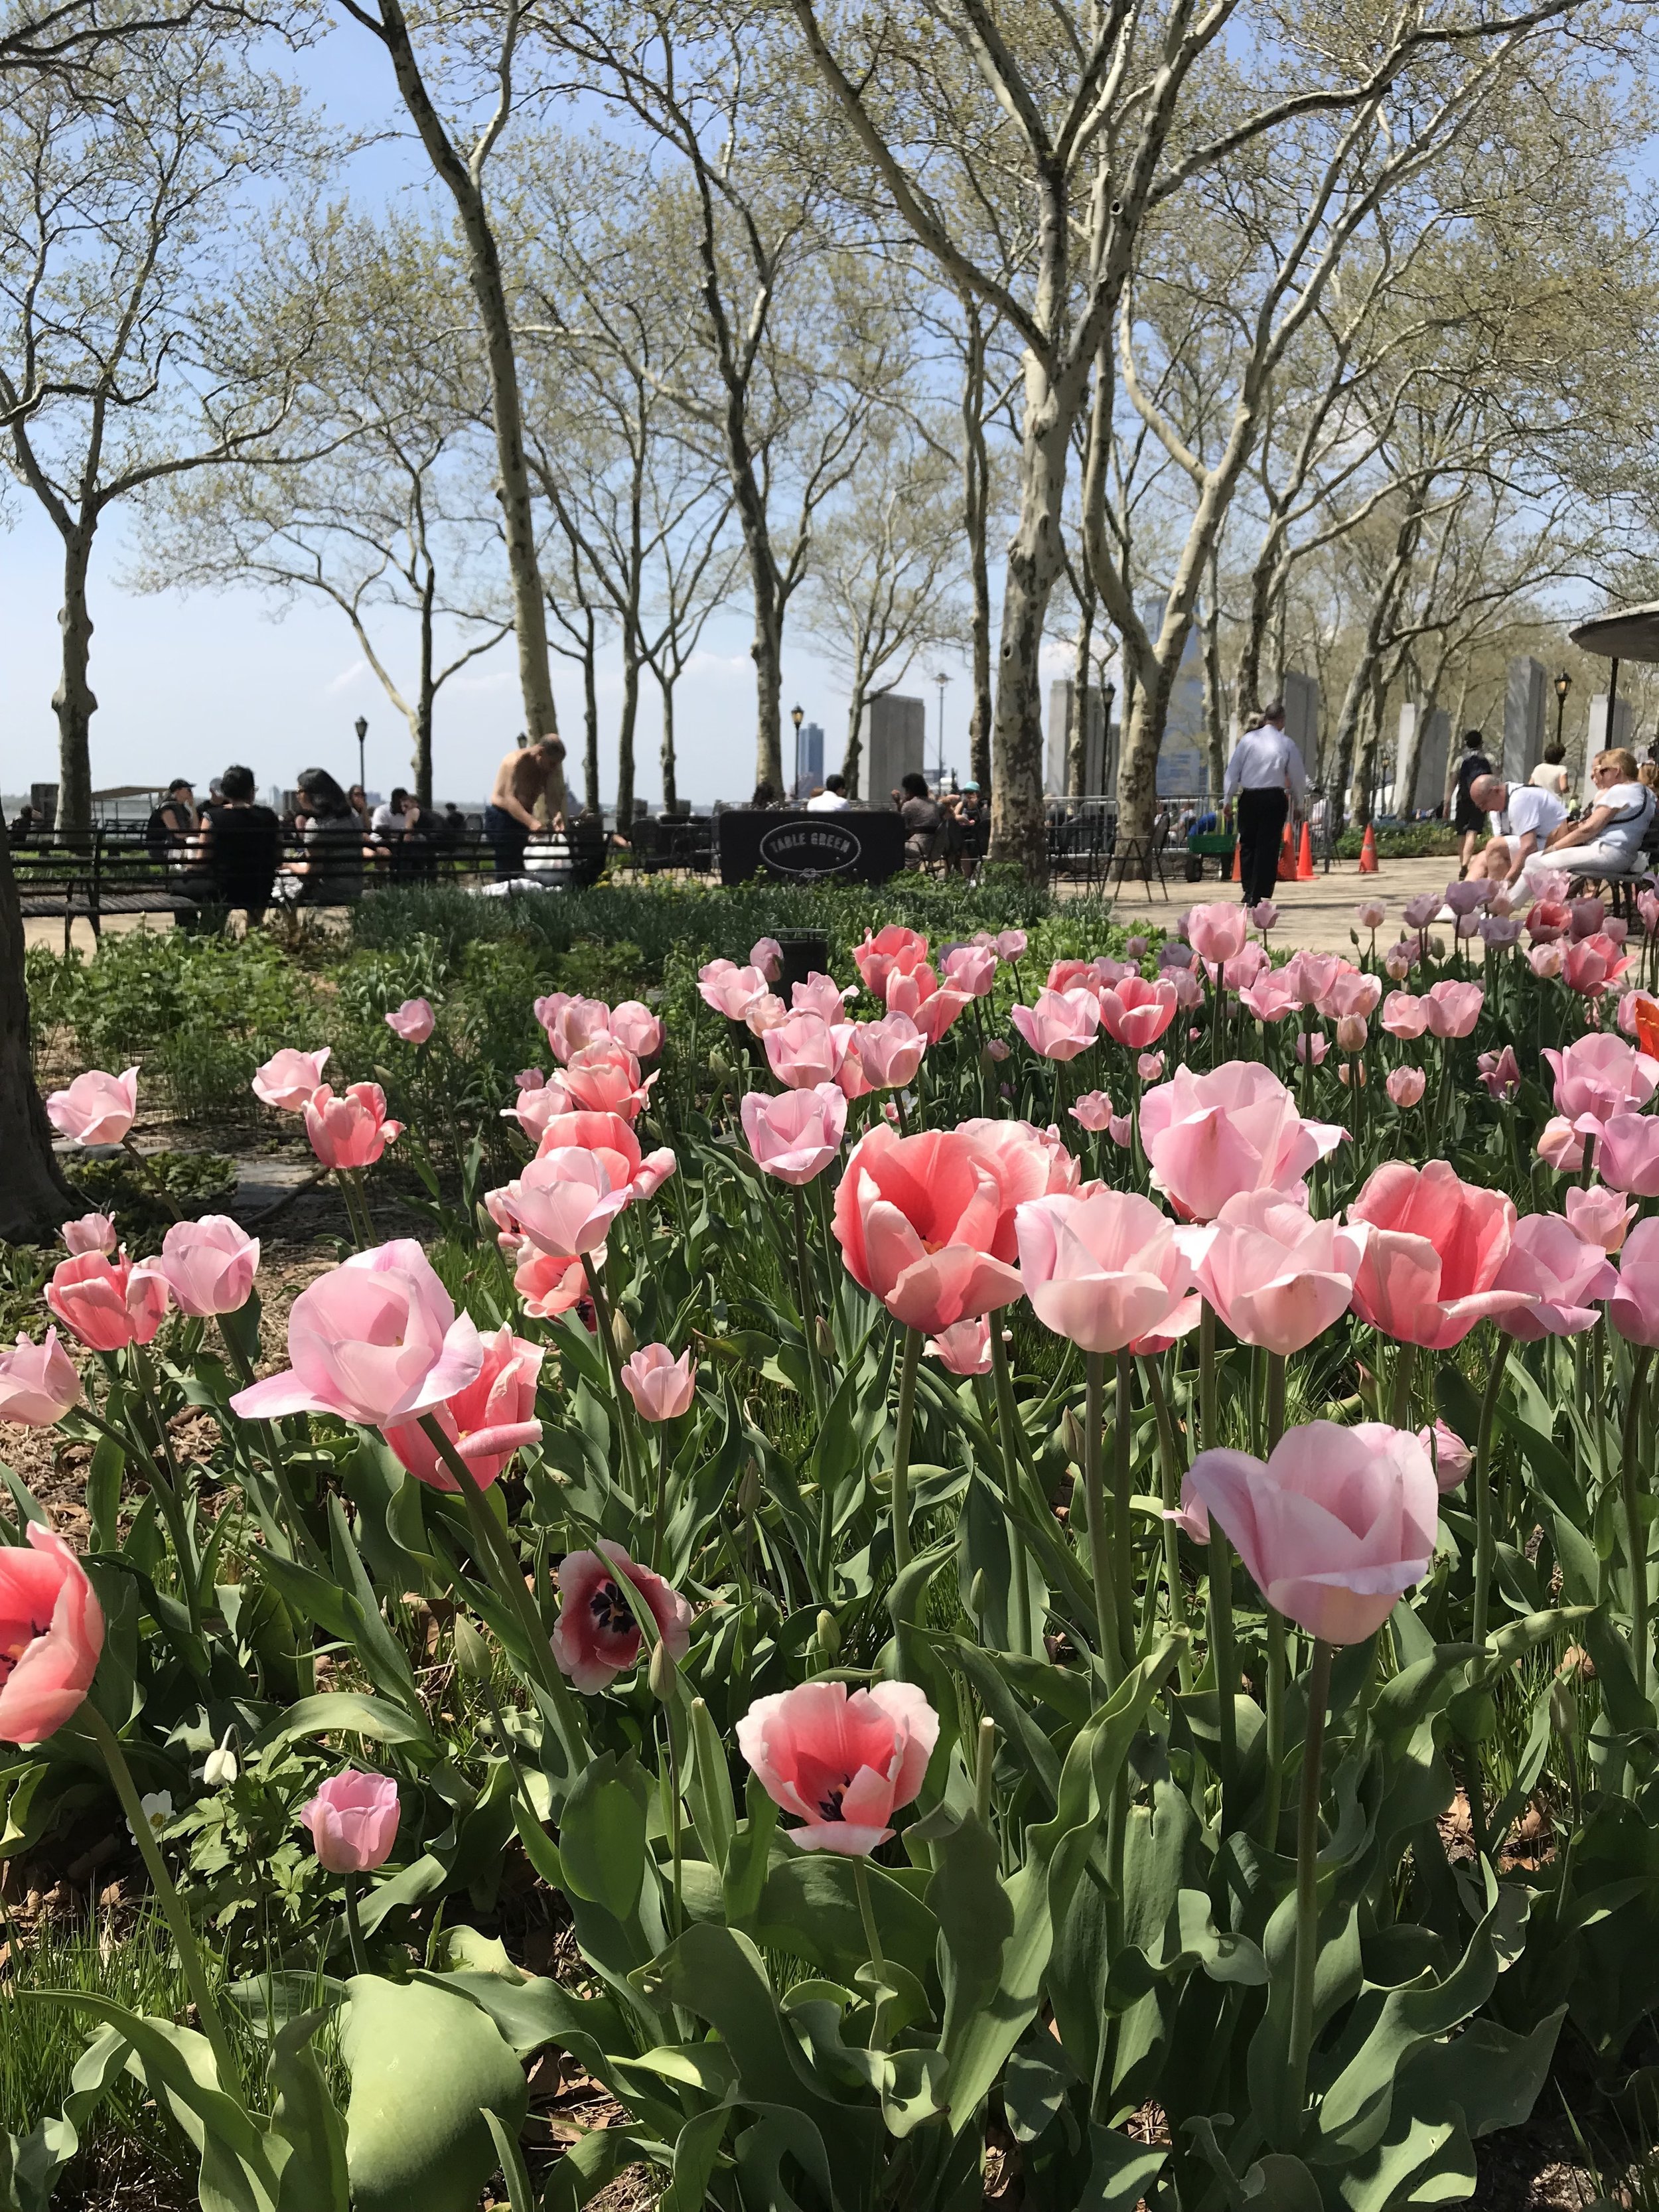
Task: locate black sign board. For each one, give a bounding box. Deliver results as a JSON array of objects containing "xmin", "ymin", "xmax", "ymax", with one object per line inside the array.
[{"xmin": 717, "ymin": 808, "xmax": 905, "ymax": 886}]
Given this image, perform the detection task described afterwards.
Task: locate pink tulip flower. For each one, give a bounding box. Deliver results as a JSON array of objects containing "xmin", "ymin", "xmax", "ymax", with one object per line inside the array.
[
  {"xmin": 1536, "ymin": 1117, "xmax": 1587, "ymax": 1174},
  {"xmin": 1097, "ymin": 975, "xmax": 1178, "ymax": 1049},
  {"xmin": 1444, "ymin": 879, "xmax": 1490, "ymax": 917},
  {"xmin": 559, "ymin": 1041, "xmax": 654, "ymax": 1123},
  {"xmin": 1564, "ymin": 934, "xmax": 1633, "ymax": 998},
  {"xmin": 502, "ymin": 1074, "xmax": 577, "ymax": 1144},
  {"xmin": 832, "ymin": 1124, "xmax": 1024, "ymax": 1335},
  {"xmin": 1528, "ymin": 942, "xmax": 1566, "ymax": 981},
  {"xmin": 1222, "ymin": 944, "xmax": 1269, "ymax": 995},
  {"xmin": 750, "ymin": 937, "xmax": 784, "ymax": 983},
  {"xmin": 46, "ymin": 1068, "xmax": 138, "ymax": 1147},
  {"xmin": 1250, "ymin": 900, "xmax": 1279, "ymax": 932},
  {"xmin": 1356, "ymin": 899, "xmax": 1387, "ymax": 930},
  {"xmin": 1421, "ymin": 981, "xmax": 1483, "ymax": 1039},
  {"xmin": 0, "ymin": 1329, "xmax": 82, "ymax": 1427},
  {"xmin": 697, "ymin": 962, "xmax": 772, "ymax": 1021},
  {"xmin": 737, "ymin": 1679, "xmax": 939, "ymax": 1856},
  {"xmin": 384, "ymin": 1321, "xmax": 543, "ymax": 1489},
  {"xmin": 1047, "ymin": 958, "xmax": 1092, "ymax": 994},
  {"xmin": 1238, "ymin": 968, "xmax": 1301, "ymax": 1023},
  {"xmin": 942, "ymin": 944, "xmax": 997, "ymax": 997},
  {"xmin": 301, "ymin": 1771, "xmax": 399, "ymax": 1873},
  {"xmin": 552, "ymin": 1540, "xmax": 693, "ymax": 1692},
  {"xmin": 851, "ymin": 925, "xmax": 930, "ymax": 1001},
  {"xmin": 1336, "ymin": 1014, "xmax": 1368, "ymax": 1054},
  {"xmin": 1069, "ymin": 1090, "xmax": 1115, "ymax": 1134},
  {"xmin": 151, "ymin": 1216, "xmax": 259, "ymax": 1318},
  {"xmin": 1386, "ymin": 1067, "xmax": 1426, "ymax": 1108},
  {"xmin": 1527, "ymin": 899, "xmax": 1570, "ymax": 946},
  {"xmin": 621, "ymin": 1343, "xmax": 696, "ymax": 1422},
  {"xmin": 1187, "ymin": 1189, "xmax": 1365, "ymax": 1356},
  {"xmin": 1568, "ymin": 897, "xmax": 1606, "ymax": 939},
  {"xmin": 792, "ymin": 973, "xmax": 849, "ymax": 1023},
  {"xmin": 1139, "ymin": 1061, "xmax": 1344, "ymax": 1222},
  {"xmin": 0, "ymin": 1526, "xmax": 104, "ymax": 1745},
  {"xmin": 61, "ymin": 1214, "xmax": 116, "ymax": 1257},
  {"xmin": 1383, "ymin": 944, "xmax": 1414, "ymax": 983},
  {"xmin": 953, "ymin": 1118, "xmax": 1080, "ymax": 1258},
  {"xmin": 304, "ymin": 1084, "xmax": 402, "ymax": 1171},
  {"xmin": 741, "ymin": 1084, "xmax": 847, "ymax": 1185},
  {"xmin": 528, "ymin": 1110, "xmax": 676, "ymax": 1202},
  {"xmin": 1184, "ymin": 1421, "xmax": 1438, "ymax": 1643},
  {"xmin": 1281, "ymin": 951, "xmax": 1344, "ymax": 1010},
  {"xmin": 764, "ymin": 1012, "xmax": 855, "ymax": 1092},
  {"xmin": 1137, "ymin": 1052, "xmax": 1166, "ymax": 1082},
  {"xmin": 1011, "ymin": 988, "xmax": 1101, "ymax": 1063},
  {"xmin": 1610, "ymin": 1218, "xmax": 1659, "ymax": 1346},
  {"xmin": 1014, "ymin": 1189, "xmax": 1196, "ymax": 1355},
  {"xmin": 1320, "ymin": 970, "xmax": 1382, "ymax": 1023},
  {"xmin": 1565, "ymin": 1183, "xmax": 1636, "ymax": 1254},
  {"xmin": 229, "ymin": 1238, "xmax": 483, "ymax": 1426},
  {"xmin": 1417, "ymin": 1420, "xmax": 1473, "ymax": 1493},
  {"xmin": 1402, "ymin": 894, "xmax": 1441, "ymax": 932},
  {"xmin": 46, "ymin": 1250, "xmax": 168, "ymax": 1352},
  {"xmin": 1380, "ymin": 992, "xmax": 1429, "ymax": 1040},
  {"xmin": 534, "ymin": 993, "xmax": 613, "ymax": 1065},
  {"xmin": 912, "ymin": 985, "xmax": 972, "ymax": 1045},
  {"xmin": 1593, "ymin": 1112, "xmax": 1659, "ymax": 1197},
  {"xmin": 514, "ymin": 1246, "xmax": 589, "ymax": 1321},
  {"xmin": 1477, "ymin": 1047, "xmax": 1521, "ymax": 1102},
  {"xmin": 855, "ymin": 1013, "xmax": 926, "ymax": 1092},
  {"xmin": 1296, "ymin": 1033, "xmax": 1329, "ymax": 1067},
  {"xmin": 1347, "ymin": 1161, "xmax": 1534, "ymax": 1349},
  {"xmin": 1544, "ymin": 1033, "xmax": 1659, "ymax": 1125},
  {"xmin": 500, "ymin": 1147, "xmax": 632, "ymax": 1259},
  {"xmin": 607, "ymin": 1001, "xmax": 664, "ymax": 1059},
  {"xmin": 992, "ymin": 930, "xmax": 1028, "ymax": 962},
  {"xmin": 384, "ymin": 997, "xmax": 435, "ymax": 1044},
  {"xmin": 252, "ymin": 1047, "xmax": 330, "ymax": 1113},
  {"xmin": 1185, "ymin": 903, "xmax": 1248, "ymax": 967},
  {"xmin": 745, "ymin": 993, "xmax": 790, "ymax": 1037},
  {"xmin": 1479, "ymin": 915, "xmax": 1523, "ymax": 948},
  {"xmin": 1492, "ymin": 1213, "xmax": 1617, "ymax": 1339},
  {"xmin": 926, "ymin": 1317, "xmax": 992, "ymax": 1374}
]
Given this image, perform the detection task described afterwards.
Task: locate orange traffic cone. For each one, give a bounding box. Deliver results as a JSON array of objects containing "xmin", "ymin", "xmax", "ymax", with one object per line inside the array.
[
  {"xmin": 1277, "ymin": 819, "xmax": 1295, "ymax": 881},
  {"xmin": 1228, "ymin": 838, "xmax": 1240, "ymax": 882},
  {"xmin": 1358, "ymin": 822, "xmax": 1379, "ymax": 874},
  {"xmin": 1295, "ymin": 822, "xmax": 1315, "ymax": 881}
]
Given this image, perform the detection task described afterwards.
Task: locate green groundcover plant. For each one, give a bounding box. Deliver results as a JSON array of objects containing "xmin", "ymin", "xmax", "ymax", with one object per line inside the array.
[{"xmin": 2, "ymin": 873, "xmax": 1659, "ymax": 2210}]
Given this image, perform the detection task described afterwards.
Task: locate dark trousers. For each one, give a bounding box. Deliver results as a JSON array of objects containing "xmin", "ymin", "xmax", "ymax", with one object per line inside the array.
[
  {"xmin": 1237, "ymin": 786, "xmax": 1289, "ymax": 906},
  {"xmin": 483, "ymin": 804, "xmax": 528, "ymax": 880}
]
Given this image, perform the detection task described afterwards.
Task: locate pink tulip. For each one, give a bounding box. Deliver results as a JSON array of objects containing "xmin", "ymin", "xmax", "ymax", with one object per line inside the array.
[
  {"xmin": 1069, "ymin": 1090, "xmax": 1116, "ymax": 1134},
  {"xmin": 229, "ymin": 1238, "xmax": 483, "ymax": 1426},
  {"xmin": 1380, "ymin": 992, "xmax": 1429, "ymax": 1039},
  {"xmin": 1445, "ymin": 879, "xmax": 1490, "ymax": 916},
  {"xmin": 855, "ymin": 1013, "xmax": 926, "ymax": 1092},
  {"xmin": 1527, "ymin": 900, "xmax": 1570, "ymax": 946},
  {"xmin": 792, "ymin": 973, "xmax": 849, "ymax": 1023},
  {"xmin": 514, "ymin": 1246, "xmax": 589, "ymax": 1321},
  {"xmin": 1137, "ymin": 1052, "xmax": 1166, "ymax": 1082},
  {"xmin": 1097, "ymin": 975, "xmax": 1177, "ymax": 1049},
  {"xmin": 992, "ymin": 929, "xmax": 1028, "ymax": 962},
  {"xmin": 499, "ymin": 1147, "xmax": 632, "ymax": 1259},
  {"xmin": 1139, "ymin": 1061, "xmax": 1344, "ymax": 1222},
  {"xmin": 1492, "ymin": 1213, "xmax": 1617, "ymax": 1339},
  {"xmin": 1347, "ymin": 1161, "xmax": 1534, "ymax": 1349},
  {"xmin": 151, "ymin": 1216, "xmax": 259, "ymax": 1318},
  {"xmin": 750, "ymin": 937, "xmax": 784, "ymax": 983},
  {"xmin": 1417, "ymin": 1420, "xmax": 1473, "ymax": 1494},
  {"xmin": 1593, "ymin": 1112, "xmax": 1659, "ymax": 1197},
  {"xmin": 552, "ymin": 1540, "xmax": 692, "ymax": 1692},
  {"xmin": 1250, "ymin": 900, "xmax": 1279, "ymax": 932},
  {"xmin": 1402, "ymin": 893, "xmax": 1441, "ymax": 931},
  {"xmin": 1565, "ymin": 1183, "xmax": 1636, "ymax": 1254},
  {"xmin": 1528, "ymin": 942, "xmax": 1566, "ymax": 980},
  {"xmin": 608, "ymin": 1001, "xmax": 664, "ymax": 1059},
  {"xmin": 252, "ymin": 1047, "xmax": 330, "ymax": 1113},
  {"xmin": 1184, "ymin": 1421, "xmax": 1437, "ymax": 1643},
  {"xmin": 1479, "ymin": 915, "xmax": 1522, "ymax": 949},
  {"xmin": 1536, "ymin": 1116, "xmax": 1587, "ymax": 1174},
  {"xmin": 1356, "ymin": 899, "xmax": 1387, "ymax": 930},
  {"xmin": 1477, "ymin": 1047, "xmax": 1521, "ymax": 1101},
  {"xmin": 1319, "ymin": 970, "xmax": 1382, "ymax": 1023},
  {"xmin": 46, "ymin": 1251, "xmax": 168, "ymax": 1351},
  {"xmin": 301, "ymin": 1771, "xmax": 399, "ymax": 1873},
  {"xmin": 986, "ymin": 1038, "xmax": 1009, "ymax": 1063},
  {"xmin": 832, "ymin": 1124, "xmax": 1025, "ymax": 1335},
  {"xmin": 1336, "ymin": 1014, "xmax": 1368, "ymax": 1054},
  {"xmin": 1048, "ymin": 958, "xmax": 1092, "ymax": 994},
  {"xmin": 1188, "ymin": 1189, "xmax": 1365, "ymax": 1356},
  {"xmin": 560, "ymin": 1041, "xmax": 654, "ymax": 1123},
  {"xmin": 534, "ymin": 993, "xmax": 613, "ymax": 1065},
  {"xmin": 741, "ymin": 1084, "xmax": 847, "ymax": 1185},
  {"xmin": 61, "ymin": 1213, "xmax": 116, "ymax": 1257},
  {"xmin": 1238, "ymin": 968, "xmax": 1301, "ymax": 1023},
  {"xmin": 528, "ymin": 1109, "xmax": 676, "ymax": 1202},
  {"xmin": 745, "ymin": 993, "xmax": 790, "ymax": 1037},
  {"xmin": 912, "ymin": 985, "xmax": 971, "ymax": 1046},
  {"xmin": 926, "ymin": 1318, "xmax": 992, "ymax": 1374},
  {"xmin": 1011, "ymin": 988, "xmax": 1101, "ymax": 1063},
  {"xmin": 384, "ymin": 997, "xmax": 435, "ymax": 1044},
  {"xmin": 0, "ymin": 1526, "xmax": 104, "ymax": 1745},
  {"xmin": 304, "ymin": 1084, "xmax": 403, "ymax": 1171},
  {"xmin": 1014, "ymin": 1189, "xmax": 1196, "ymax": 1355},
  {"xmin": 851, "ymin": 925, "xmax": 929, "ymax": 1000},
  {"xmin": 1569, "ymin": 897, "xmax": 1606, "ymax": 939},
  {"xmin": 953, "ymin": 1118, "xmax": 1080, "ymax": 1258},
  {"xmin": 502, "ymin": 1074, "xmax": 576, "ymax": 1143},
  {"xmin": 1281, "ymin": 951, "xmax": 1344, "ymax": 1009},
  {"xmin": 46, "ymin": 1068, "xmax": 138, "ymax": 1147},
  {"xmin": 697, "ymin": 961, "xmax": 771, "ymax": 1021},
  {"xmin": 620, "ymin": 1343, "xmax": 696, "ymax": 1422},
  {"xmin": 1222, "ymin": 944, "xmax": 1269, "ymax": 995},
  {"xmin": 942, "ymin": 944, "xmax": 997, "ymax": 997},
  {"xmin": 737, "ymin": 1679, "xmax": 938, "ymax": 1856},
  {"xmin": 764, "ymin": 1012, "xmax": 855, "ymax": 1092},
  {"xmin": 0, "ymin": 1329, "xmax": 82, "ymax": 1426},
  {"xmin": 1386, "ymin": 1067, "xmax": 1425, "ymax": 1108},
  {"xmin": 1421, "ymin": 981, "xmax": 1483, "ymax": 1039},
  {"xmin": 1185, "ymin": 903, "xmax": 1248, "ymax": 967},
  {"xmin": 1296, "ymin": 1033, "xmax": 1329, "ymax": 1067},
  {"xmin": 384, "ymin": 1322, "xmax": 543, "ymax": 1489},
  {"xmin": 1383, "ymin": 944, "xmax": 1414, "ymax": 982},
  {"xmin": 1565, "ymin": 934, "xmax": 1633, "ymax": 998},
  {"xmin": 1544, "ymin": 1033, "xmax": 1659, "ymax": 1126},
  {"xmin": 1610, "ymin": 1218, "xmax": 1659, "ymax": 1346}
]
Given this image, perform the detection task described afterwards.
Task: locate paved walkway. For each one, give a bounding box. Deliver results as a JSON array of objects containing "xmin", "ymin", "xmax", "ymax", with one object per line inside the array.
[{"xmin": 1109, "ymin": 855, "xmax": 1465, "ymax": 954}]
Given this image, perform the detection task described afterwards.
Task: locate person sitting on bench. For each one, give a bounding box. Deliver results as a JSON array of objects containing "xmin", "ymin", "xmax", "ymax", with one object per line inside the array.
[
  {"xmin": 180, "ymin": 763, "xmax": 281, "ymax": 926},
  {"xmin": 1540, "ymin": 747, "xmax": 1656, "ymax": 885}
]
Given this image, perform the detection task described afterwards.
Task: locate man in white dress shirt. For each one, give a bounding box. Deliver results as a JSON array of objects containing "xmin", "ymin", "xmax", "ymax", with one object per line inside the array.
[{"xmin": 1223, "ymin": 700, "xmax": 1307, "ymax": 906}]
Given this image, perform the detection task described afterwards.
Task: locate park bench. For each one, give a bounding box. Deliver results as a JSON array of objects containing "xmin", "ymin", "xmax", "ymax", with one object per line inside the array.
[{"xmin": 11, "ymin": 834, "xmax": 198, "ymax": 951}]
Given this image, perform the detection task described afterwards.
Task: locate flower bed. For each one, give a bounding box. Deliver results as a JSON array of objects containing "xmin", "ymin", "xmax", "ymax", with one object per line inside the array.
[{"xmin": 2, "ymin": 875, "xmax": 1658, "ymax": 2209}]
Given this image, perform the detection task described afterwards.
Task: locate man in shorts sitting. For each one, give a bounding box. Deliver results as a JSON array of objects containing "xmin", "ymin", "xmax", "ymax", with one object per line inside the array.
[{"xmin": 1468, "ymin": 772, "xmax": 1566, "ymax": 887}]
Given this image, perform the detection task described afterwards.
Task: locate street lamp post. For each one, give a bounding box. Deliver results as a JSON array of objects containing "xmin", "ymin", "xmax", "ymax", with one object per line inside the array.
[
  {"xmin": 933, "ymin": 672, "xmax": 950, "ymax": 790},
  {"xmin": 354, "ymin": 715, "xmax": 368, "ymax": 798},
  {"xmin": 1553, "ymin": 671, "xmax": 1571, "ymax": 754},
  {"xmin": 791, "ymin": 703, "xmax": 804, "ymax": 804}
]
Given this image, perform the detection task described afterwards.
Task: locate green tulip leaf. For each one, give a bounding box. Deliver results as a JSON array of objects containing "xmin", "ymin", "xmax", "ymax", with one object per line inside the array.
[{"xmin": 341, "ymin": 1973, "xmax": 528, "ymax": 2212}]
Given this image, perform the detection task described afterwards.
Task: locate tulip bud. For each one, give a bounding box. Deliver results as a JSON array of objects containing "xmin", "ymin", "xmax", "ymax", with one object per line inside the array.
[
  {"xmin": 1336, "ymin": 1013, "xmax": 1368, "ymax": 1053},
  {"xmin": 738, "ymin": 1459, "xmax": 762, "ymax": 1515},
  {"xmin": 453, "ymin": 1614, "xmax": 492, "ymax": 1686},
  {"xmin": 815, "ymin": 1608, "xmax": 841, "ymax": 1657},
  {"xmin": 968, "ymin": 1568, "xmax": 988, "ymax": 1619},
  {"xmin": 816, "ymin": 1315, "xmax": 834, "ymax": 1361},
  {"xmin": 1060, "ymin": 1407, "xmax": 1084, "ymax": 1467},
  {"xmin": 649, "ymin": 1639, "xmax": 678, "ymax": 1700},
  {"xmin": 1548, "ymin": 1678, "xmax": 1577, "ymax": 1757},
  {"xmin": 612, "ymin": 1309, "xmax": 636, "ymax": 1361}
]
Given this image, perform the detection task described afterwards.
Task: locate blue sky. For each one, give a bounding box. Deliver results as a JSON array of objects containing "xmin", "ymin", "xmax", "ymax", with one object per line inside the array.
[{"xmin": 0, "ymin": 28, "xmax": 1022, "ymax": 812}]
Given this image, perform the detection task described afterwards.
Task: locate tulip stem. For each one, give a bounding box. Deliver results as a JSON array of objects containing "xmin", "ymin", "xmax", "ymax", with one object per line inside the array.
[
  {"xmin": 851, "ymin": 1854, "xmax": 889, "ymax": 2051},
  {"xmin": 985, "ymin": 1335, "xmax": 1033, "ymax": 1656},
  {"xmin": 1199, "ymin": 1303, "xmax": 1238, "ymax": 1812},
  {"xmin": 651, "ymin": 1428, "xmax": 672, "ymax": 1574},
  {"xmin": 1287, "ymin": 1636, "xmax": 1334, "ymax": 2140},
  {"xmin": 792, "ymin": 1187, "xmax": 827, "ymax": 1414},
  {"xmin": 1114, "ymin": 1353, "xmax": 1135, "ymax": 1673},
  {"xmin": 82, "ymin": 1704, "xmax": 240, "ymax": 2099},
  {"xmin": 119, "ymin": 1136, "xmax": 182, "ymax": 1221},
  {"xmin": 1260, "ymin": 1355, "xmax": 1289, "ymax": 1851},
  {"xmin": 1142, "ymin": 1357, "xmax": 1191, "ymax": 1688},
  {"xmin": 121, "ymin": 1351, "xmax": 202, "ymax": 1637},
  {"xmin": 581, "ymin": 1257, "xmax": 644, "ymax": 1505},
  {"xmin": 214, "ymin": 1319, "xmax": 326, "ymax": 1578},
  {"xmin": 1471, "ymin": 1335, "xmax": 1513, "ymax": 1655},
  {"xmin": 1622, "ymin": 1347, "xmax": 1654, "ymax": 1708},
  {"xmin": 1084, "ymin": 1353, "xmax": 1123, "ymax": 1690},
  {"xmin": 342, "ymin": 1876, "xmax": 369, "ymax": 1976},
  {"xmin": 890, "ymin": 1326, "xmax": 922, "ymax": 1578},
  {"xmin": 1389, "ymin": 1343, "xmax": 1417, "ymax": 1432}
]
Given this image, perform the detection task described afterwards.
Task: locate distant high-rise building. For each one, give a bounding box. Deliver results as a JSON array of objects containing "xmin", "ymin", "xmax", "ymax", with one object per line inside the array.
[{"xmin": 792, "ymin": 720, "xmax": 825, "ymax": 800}]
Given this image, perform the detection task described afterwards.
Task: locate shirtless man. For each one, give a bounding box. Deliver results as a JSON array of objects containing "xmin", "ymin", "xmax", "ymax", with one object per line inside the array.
[{"xmin": 484, "ymin": 733, "xmax": 566, "ymax": 880}]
